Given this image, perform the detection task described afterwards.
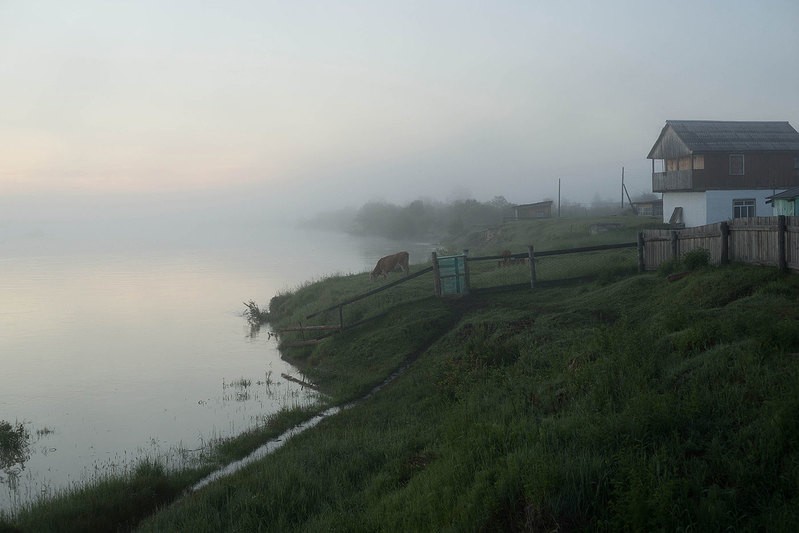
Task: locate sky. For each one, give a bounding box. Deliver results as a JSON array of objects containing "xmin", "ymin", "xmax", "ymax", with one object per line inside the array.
[{"xmin": 2, "ymin": 0, "xmax": 799, "ymax": 222}]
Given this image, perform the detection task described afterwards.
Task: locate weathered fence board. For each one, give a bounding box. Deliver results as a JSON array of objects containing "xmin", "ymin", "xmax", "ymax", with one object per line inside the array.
[
  {"xmin": 787, "ymin": 216, "xmax": 799, "ymax": 271},
  {"xmin": 641, "ymin": 216, "xmax": 799, "ymax": 272}
]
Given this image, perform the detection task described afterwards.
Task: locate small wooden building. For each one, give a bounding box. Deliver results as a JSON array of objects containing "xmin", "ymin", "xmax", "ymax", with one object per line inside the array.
[
  {"xmin": 632, "ymin": 199, "xmax": 663, "ymax": 217},
  {"xmin": 766, "ymin": 186, "xmax": 799, "ymax": 216},
  {"xmin": 513, "ymin": 200, "xmax": 553, "ymax": 220}
]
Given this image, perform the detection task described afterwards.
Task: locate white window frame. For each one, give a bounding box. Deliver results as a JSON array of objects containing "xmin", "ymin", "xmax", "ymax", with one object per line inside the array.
[
  {"xmin": 729, "ymin": 154, "xmax": 745, "ymax": 175},
  {"xmin": 732, "ymin": 198, "xmax": 755, "ymax": 219}
]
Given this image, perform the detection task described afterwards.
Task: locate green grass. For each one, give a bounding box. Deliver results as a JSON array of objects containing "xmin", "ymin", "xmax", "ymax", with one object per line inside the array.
[
  {"xmin": 0, "ymin": 404, "xmax": 334, "ymax": 533},
  {"xmin": 457, "ymin": 213, "xmax": 665, "ymax": 256},
  {"xmin": 133, "ymin": 263, "xmax": 799, "ymax": 532},
  {"xmin": 5, "ymin": 213, "xmax": 797, "ymax": 531}
]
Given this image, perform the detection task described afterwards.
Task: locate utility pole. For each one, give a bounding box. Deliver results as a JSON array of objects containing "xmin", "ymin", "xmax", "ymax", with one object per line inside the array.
[
  {"xmin": 621, "ymin": 167, "xmax": 625, "ymax": 208},
  {"xmin": 558, "ymin": 178, "xmax": 561, "ymax": 218}
]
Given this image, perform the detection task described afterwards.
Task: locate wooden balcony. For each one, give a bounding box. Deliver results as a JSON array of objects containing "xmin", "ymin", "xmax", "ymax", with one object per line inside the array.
[{"xmin": 652, "ymin": 170, "xmax": 693, "ymax": 192}]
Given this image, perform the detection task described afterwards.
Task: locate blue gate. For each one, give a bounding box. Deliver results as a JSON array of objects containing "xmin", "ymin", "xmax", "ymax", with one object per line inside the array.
[{"xmin": 437, "ymin": 254, "xmax": 468, "ymax": 296}]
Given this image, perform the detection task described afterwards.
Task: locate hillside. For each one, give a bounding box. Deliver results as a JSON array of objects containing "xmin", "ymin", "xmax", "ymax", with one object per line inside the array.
[
  {"xmin": 5, "ymin": 215, "xmax": 797, "ymax": 532},
  {"xmin": 137, "ymin": 261, "xmax": 799, "ymax": 531}
]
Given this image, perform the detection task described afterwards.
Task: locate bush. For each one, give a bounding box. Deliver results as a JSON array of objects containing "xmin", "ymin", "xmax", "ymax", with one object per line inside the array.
[
  {"xmin": 683, "ymin": 248, "xmax": 710, "ymax": 270},
  {"xmin": 657, "ymin": 258, "xmax": 683, "ymax": 276}
]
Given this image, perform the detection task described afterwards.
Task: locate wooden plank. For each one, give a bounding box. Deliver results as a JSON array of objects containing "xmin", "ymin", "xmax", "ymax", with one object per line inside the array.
[
  {"xmin": 277, "ymin": 325, "xmax": 341, "ymax": 333},
  {"xmin": 280, "ymin": 373, "xmax": 320, "ymax": 391}
]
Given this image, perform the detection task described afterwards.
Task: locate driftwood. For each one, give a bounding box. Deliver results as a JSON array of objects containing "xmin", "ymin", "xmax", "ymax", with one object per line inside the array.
[
  {"xmin": 276, "ymin": 325, "xmax": 340, "ymax": 333},
  {"xmin": 281, "ymin": 373, "xmax": 320, "ymax": 391}
]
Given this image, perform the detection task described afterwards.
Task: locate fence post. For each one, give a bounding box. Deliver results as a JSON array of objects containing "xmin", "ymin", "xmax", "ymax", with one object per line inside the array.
[
  {"xmin": 431, "ymin": 251, "xmax": 441, "ymax": 296},
  {"xmin": 778, "ymin": 215, "xmax": 787, "ymax": 272},
  {"xmin": 527, "ymin": 245, "xmax": 536, "ymax": 288},
  {"xmin": 671, "ymin": 230, "xmax": 679, "ymax": 261},
  {"xmin": 720, "ymin": 221, "xmax": 729, "ymax": 265},
  {"xmin": 338, "ymin": 305, "xmax": 344, "ymax": 331},
  {"xmin": 462, "ymin": 249, "xmax": 471, "ymax": 295},
  {"xmin": 637, "ymin": 232, "xmax": 645, "ymax": 272}
]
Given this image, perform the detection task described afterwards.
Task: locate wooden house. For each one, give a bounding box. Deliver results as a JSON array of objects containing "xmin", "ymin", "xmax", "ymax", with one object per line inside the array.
[
  {"xmin": 647, "ymin": 120, "xmax": 799, "ymax": 227},
  {"xmin": 513, "ymin": 200, "xmax": 553, "ymax": 219},
  {"xmin": 631, "ymin": 199, "xmax": 663, "ymax": 217},
  {"xmin": 766, "ymin": 186, "xmax": 799, "ymax": 216}
]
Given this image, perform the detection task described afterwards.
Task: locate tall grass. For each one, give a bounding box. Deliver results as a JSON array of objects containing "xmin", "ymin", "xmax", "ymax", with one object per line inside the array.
[{"xmin": 136, "ymin": 263, "xmax": 799, "ymax": 531}]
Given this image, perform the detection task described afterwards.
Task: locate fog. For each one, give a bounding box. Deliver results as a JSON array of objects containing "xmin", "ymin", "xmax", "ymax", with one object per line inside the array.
[{"xmin": 2, "ymin": 1, "xmax": 798, "ymax": 232}]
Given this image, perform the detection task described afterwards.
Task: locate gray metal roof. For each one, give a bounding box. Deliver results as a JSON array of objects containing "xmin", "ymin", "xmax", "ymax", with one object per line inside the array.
[
  {"xmin": 670, "ymin": 120, "xmax": 799, "ymax": 151},
  {"xmin": 648, "ymin": 120, "xmax": 799, "ymax": 158},
  {"xmin": 766, "ymin": 186, "xmax": 799, "ymax": 201}
]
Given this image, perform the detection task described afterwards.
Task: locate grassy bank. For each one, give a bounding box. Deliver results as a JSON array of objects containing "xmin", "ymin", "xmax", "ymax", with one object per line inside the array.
[
  {"xmin": 135, "ymin": 261, "xmax": 799, "ymax": 531},
  {"xmin": 0, "ymin": 406, "xmax": 324, "ymax": 532},
  {"xmin": 4, "ymin": 215, "xmax": 796, "ymax": 531}
]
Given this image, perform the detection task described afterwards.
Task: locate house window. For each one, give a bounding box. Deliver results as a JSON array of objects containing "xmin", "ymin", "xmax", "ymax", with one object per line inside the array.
[
  {"xmin": 693, "ymin": 155, "xmax": 704, "ymax": 170},
  {"xmin": 794, "ymin": 157, "xmax": 799, "ymax": 170},
  {"xmin": 733, "ymin": 199, "xmax": 755, "ymax": 218},
  {"xmin": 729, "ymin": 154, "xmax": 745, "ymax": 175},
  {"xmin": 679, "ymin": 157, "xmax": 691, "ymax": 170},
  {"xmin": 667, "ymin": 159, "xmax": 678, "ymax": 172}
]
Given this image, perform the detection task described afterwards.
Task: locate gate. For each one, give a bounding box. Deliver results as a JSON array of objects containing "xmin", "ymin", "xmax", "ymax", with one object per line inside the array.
[{"xmin": 433, "ymin": 253, "xmax": 469, "ymax": 296}]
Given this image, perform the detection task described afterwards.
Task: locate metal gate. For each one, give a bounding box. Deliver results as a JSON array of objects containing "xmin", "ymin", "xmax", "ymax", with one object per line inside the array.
[{"xmin": 436, "ymin": 253, "xmax": 468, "ymax": 296}]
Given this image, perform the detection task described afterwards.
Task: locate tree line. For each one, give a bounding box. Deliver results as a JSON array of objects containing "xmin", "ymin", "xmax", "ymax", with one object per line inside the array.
[
  {"xmin": 300, "ymin": 197, "xmax": 515, "ymax": 241},
  {"xmin": 300, "ymin": 193, "xmax": 657, "ymax": 241}
]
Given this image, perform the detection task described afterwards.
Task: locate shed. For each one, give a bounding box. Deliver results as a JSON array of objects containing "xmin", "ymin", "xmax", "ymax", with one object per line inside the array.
[
  {"xmin": 513, "ymin": 201, "xmax": 553, "ymax": 219},
  {"xmin": 766, "ymin": 186, "xmax": 799, "ymax": 216},
  {"xmin": 632, "ymin": 199, "xmax": 663, "ymax": 217}
]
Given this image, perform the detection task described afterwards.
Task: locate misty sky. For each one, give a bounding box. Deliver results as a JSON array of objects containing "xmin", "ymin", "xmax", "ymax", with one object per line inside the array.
[{"xmin": 2, "ymin": 1, "xmax": 798, "ymax": 221}]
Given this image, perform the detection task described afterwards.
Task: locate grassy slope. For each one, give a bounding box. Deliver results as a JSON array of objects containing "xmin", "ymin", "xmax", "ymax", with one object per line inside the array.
[
  {"xmin": 4, "ymin": 215, "xmax": 796, "ymax": 531},
  {"xmin": 137, "ymin": 263, "xmax": 799, "ymax": 531}
]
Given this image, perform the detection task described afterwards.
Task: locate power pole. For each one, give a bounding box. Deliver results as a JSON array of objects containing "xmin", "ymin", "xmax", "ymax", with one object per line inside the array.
[
  {"xmin": 621, "ymin": 167, "xmax": 625, "ymax": 208},
  {"xmin": 558, "ymin": 178, "xmax": 561, "ymax": 218}
]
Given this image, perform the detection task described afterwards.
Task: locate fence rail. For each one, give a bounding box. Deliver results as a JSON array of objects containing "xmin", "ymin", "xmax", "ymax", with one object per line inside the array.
[
  {"xmin": 279, "ymin": 219, "xmax": 797, "ymax": 347},
  {"xmin": 640, "ymin": 215, "xmax": 799, "ymax": 272}
]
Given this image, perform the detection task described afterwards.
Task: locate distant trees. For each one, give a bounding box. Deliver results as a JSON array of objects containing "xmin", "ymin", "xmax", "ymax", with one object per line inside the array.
[
  {"xmin": 301, "ymin": 193, "xmax": 636, "ymax": 242},
  {"xmin": 302, "ymin": 197, "xmax": 513, "ymax": 241}
]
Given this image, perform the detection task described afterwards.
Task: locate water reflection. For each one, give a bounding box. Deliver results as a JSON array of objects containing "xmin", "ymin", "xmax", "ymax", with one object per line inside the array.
[
  {"xmin": 0, "ymin": 223, "xmax": 436, "ymax": 513},
  {"xmin": 0, "ymin": 421, "xmax": 30, "ymax": 491}
]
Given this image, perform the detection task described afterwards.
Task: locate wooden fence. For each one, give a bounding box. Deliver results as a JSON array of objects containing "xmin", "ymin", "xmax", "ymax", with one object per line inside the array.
[
  {"xmin": 279, "ymin": 243, "xmax": 639, "ymax": 345},
  {"xmin": 640, "ymin": 215, "xmax": 799, "ymax": 272}
]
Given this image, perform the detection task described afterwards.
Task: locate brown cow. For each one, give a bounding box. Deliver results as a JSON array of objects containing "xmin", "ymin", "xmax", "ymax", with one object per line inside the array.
[{"xmin": 370, "ymin": 251, "xmax": 410, "ymax": 281}]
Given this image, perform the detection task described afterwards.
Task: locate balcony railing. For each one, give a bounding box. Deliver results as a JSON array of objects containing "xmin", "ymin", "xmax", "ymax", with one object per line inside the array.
[{"xmin": 653, "ymin": 170, "xmax": 693, "ymax": 192}]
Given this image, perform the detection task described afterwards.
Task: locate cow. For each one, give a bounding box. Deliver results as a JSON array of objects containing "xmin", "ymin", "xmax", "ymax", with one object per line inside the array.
[
  {"xmin": 498, "ymin": 250, "xmax": 527, "ymax": 268},
  {"xmin": 370, "ymin": 251, "xmax": 410, "ymax": 281}
]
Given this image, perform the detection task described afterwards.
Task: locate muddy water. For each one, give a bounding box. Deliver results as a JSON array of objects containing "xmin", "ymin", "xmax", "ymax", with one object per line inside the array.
[{"xmin": 0, "ymin": 221, "xmax": 435, "ymax": 512}]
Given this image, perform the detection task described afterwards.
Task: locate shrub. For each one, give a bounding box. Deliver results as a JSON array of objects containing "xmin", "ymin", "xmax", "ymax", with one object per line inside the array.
[
  {"xmin": 657, "ymin": 258, "xmax": 683, "ymax": 276},
  {"xmin": 683, "ymin": 248, "xmax": 710, "ymax": 270}
]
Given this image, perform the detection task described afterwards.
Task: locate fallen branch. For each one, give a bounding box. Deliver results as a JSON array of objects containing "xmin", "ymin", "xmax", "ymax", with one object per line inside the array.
[{"xmin": 281, "ymin": 373, "xmax": 320, "ymax": 391}]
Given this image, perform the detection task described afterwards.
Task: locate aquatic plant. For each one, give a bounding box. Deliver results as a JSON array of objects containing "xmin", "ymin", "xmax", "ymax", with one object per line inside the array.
[
  {"xmin": 243, "ymin": 300, "xmax": 267, "ymax": 326},
  {"xmin": 0, "ymin": 420, "xmax": 29, "ymax": 472}
]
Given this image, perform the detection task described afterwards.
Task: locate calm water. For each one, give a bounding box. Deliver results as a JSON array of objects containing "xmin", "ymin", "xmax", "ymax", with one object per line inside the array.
[{"xmin": 0, "ymin": 220, "xmax": 435, "ymax": 512}]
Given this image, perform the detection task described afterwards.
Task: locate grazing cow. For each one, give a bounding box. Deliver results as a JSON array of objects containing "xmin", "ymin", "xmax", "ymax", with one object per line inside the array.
[
  {"xmin": 370, "ymin": 251, "xmax": 410, "ymax": 281},
  {"xmin": 498, "ymin": 250, "xmax": 527, "ymax": 267}
]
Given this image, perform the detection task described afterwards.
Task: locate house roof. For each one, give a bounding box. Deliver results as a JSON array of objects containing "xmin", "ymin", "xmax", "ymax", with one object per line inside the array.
[
  {"xmin": 766, "ymin": 186, "xmax": 799, "ymax": 203},
  {"xmin": 648, "ymin": 120, "xmax": 799, "ymax": 159},
  {"xmin": 514, "ymin": 201, "xmax": 553, "ymax": 209}
]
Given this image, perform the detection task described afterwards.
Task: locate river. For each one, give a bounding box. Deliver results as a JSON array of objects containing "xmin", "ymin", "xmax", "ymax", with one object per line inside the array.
[{"xmin": 0, "ymin": 217, "xmax": 436, "ymax": 513}]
